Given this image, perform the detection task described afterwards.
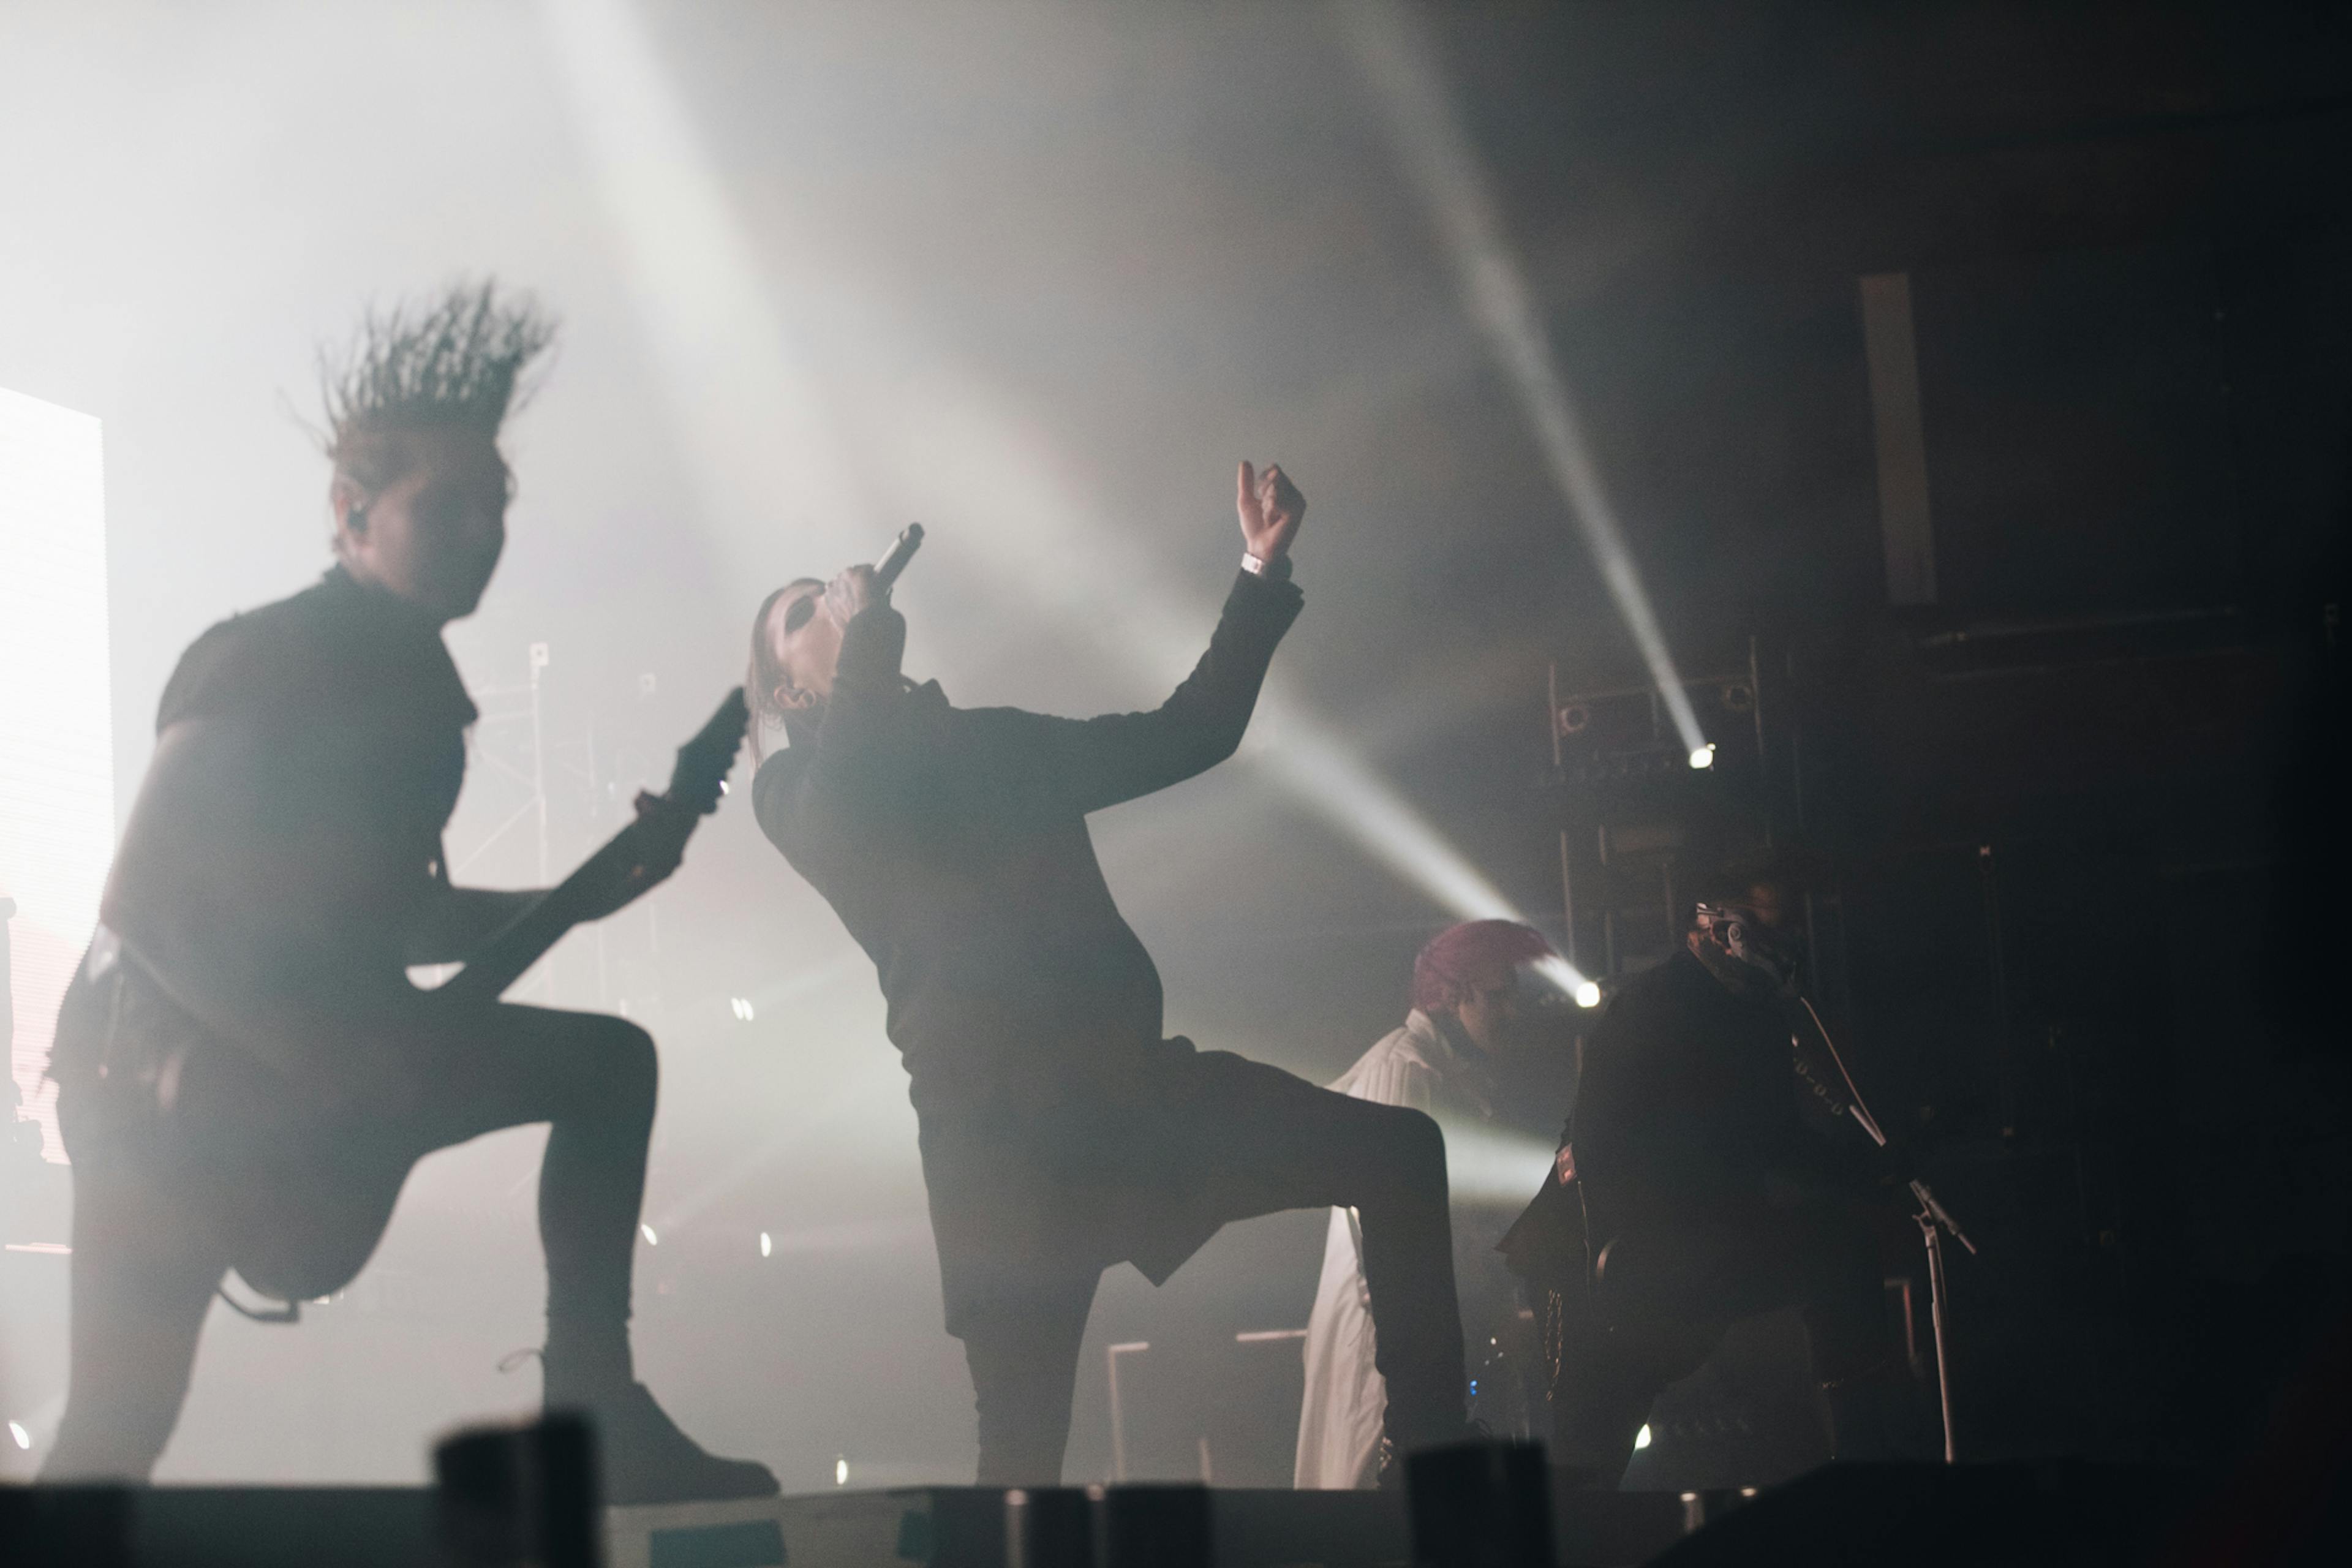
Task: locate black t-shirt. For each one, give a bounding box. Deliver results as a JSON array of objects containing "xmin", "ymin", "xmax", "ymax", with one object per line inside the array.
[{"xmin": 118, "ymin": 566, "xmax": 475, "ymax": 979}]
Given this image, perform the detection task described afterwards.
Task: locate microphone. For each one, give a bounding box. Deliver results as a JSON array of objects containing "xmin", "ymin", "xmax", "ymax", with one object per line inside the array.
[{"xmin": 873, "ymin": 522, "xmax": 924, "ymax": 591}]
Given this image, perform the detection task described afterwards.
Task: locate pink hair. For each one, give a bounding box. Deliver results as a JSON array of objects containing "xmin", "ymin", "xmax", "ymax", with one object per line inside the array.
[{"xmin": 1411, "ymin": 920, "xmax": 1555, "ymax": 1013}]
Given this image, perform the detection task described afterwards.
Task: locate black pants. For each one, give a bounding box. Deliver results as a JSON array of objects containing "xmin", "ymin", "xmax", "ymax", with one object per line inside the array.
[
  {"xmin": 953, "ymin": 1074, "xmax": 1466, "ymax": 1486},
  {"xmin": 1551, "ymin": 1201, "xmax": 1899, "ymax": 1483},
  {"xmin": 43, "ymin": 965, "xmax": 658, "ymax": 1480}
]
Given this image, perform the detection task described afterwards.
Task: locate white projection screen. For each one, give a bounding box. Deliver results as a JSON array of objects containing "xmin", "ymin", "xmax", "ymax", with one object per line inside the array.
[{"xmin": 1, "ymin": 386, "xmax": 112, "ymax": 1163}]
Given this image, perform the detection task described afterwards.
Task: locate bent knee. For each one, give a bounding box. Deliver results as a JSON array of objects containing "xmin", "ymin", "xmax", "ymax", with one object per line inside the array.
[
  {"xmin": 581, "ymin": 1014, "xmax": 659, "ymax": 1102},
  {"xmin": 1378, "ymin": 1103, "xmax": 1447, "ymax": 1177}
]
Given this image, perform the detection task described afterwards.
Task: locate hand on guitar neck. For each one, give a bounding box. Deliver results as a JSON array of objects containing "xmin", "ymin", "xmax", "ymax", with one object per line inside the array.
[{"xmin": 440, "ymin": 688, "xmax": 750, "ymax": 1008}]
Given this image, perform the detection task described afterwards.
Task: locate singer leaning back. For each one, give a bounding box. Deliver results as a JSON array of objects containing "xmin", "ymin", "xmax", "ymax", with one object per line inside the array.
[{"xmin": 744, "ymin": 464, "xmax": 1480, "ymax": 1485}]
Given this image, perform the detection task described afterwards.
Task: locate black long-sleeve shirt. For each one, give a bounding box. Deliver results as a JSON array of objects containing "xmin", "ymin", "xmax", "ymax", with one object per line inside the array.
[{"xmin": 753, "ymin": 570, "xmax": 1303, "ymax": 1314}]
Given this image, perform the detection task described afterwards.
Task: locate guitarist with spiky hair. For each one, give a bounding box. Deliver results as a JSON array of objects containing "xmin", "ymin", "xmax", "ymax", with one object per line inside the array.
[{"xmin": 43, "ymin": 284, "xmax": 775, "ymax": 1501}]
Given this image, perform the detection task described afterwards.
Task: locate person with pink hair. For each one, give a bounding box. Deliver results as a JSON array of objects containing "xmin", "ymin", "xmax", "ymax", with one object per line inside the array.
[{"xmin": 1295, "ymin": 919, "xmax": 1564, "ymax": 1488}]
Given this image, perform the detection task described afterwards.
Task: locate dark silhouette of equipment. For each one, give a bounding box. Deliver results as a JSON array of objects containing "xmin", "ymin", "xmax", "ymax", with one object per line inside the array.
[
  {"xmin": 1406, "ymin": 1441, "xmax": 1555, "ymax": 1568},
  {"xmin": 435, "ymin": 1412, "xmax": 603, "ymax": 1568},
  {"xmin": 1651, "ymin": 1461, "xmax": 2195, "ymax": 1567}
]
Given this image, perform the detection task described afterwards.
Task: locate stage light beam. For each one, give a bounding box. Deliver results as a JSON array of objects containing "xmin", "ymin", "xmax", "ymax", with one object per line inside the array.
[
  {"xmin": 533, "ymin": 0, "xmax": 873, "ymax": 568},
  {"xmin": 1343, "ymin": 2, "xmax": 1709, "ymax": 759},
  {"xmin": 541, "ymin": 1, "xmax": 1595, "ymax": 997}
]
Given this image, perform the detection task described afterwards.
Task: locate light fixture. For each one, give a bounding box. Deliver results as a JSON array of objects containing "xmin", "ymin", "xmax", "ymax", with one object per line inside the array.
[
  {"xmin": 1534, "ymin": 955, "xmax": 1602, "ymax": 1009},
  {"xmin": 834, "ymin": 1456, "xmax": 848, "ymax": 1487},
  {"xmin": 639, "ymin": 1224, "xmax": 658, "ymax": 1246},
  {"xmin": 1634, "ymin": 1423, "xmax": 1653, "ymax": 1450},
  {"xmin": 8, "ymin": 1420, "xmax": 29, "ymax": 1450},
  {"xmin": 730, "ymin": 997, "xmax": 756, "ymax": 1022},
  {"xmin": 759, "ymin": 1231, "xmax": 772, "ymax": 1258}
]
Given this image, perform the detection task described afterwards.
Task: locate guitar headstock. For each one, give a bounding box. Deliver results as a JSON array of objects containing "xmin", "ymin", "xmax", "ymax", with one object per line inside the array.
[{"xmin": 666, "ymin": 687, "xmax": 751, "ymax": 816}]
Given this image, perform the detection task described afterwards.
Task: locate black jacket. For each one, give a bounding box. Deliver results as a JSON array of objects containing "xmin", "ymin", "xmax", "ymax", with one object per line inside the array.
[
  {"xmin": 1569, "ymin": 948, "xmax": 1861, "ymax": 1240},
  {"xmin": 753, "ymin": 570, "xmax": 1302, "ymax": 1319}
]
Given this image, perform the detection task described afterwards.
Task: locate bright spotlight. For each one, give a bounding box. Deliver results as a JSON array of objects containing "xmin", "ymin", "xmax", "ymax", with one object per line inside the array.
[
  {"xmin": 1532, "ymin": 954, "xmax": 1600, "ymax": 1008},
  {"xmin": 7, "ymin": 1420, "xmax": 28, "ymax": 1450},
  {"xmin": 1688, "ymin": 744, "xmax": 1716, "ymax": 771},
  {"xmin": 834, "ymin": 1456, "xmax": 849, "ymax": 1487},
  {"xmin": 1635, "ymin": 1423, "xmax": 1653, "ymax": 1450},
  {"xmin": 729, "ymin": 997, "xmax": 756, "ymax": 1022},
  {"xmin": 639, "ymin": 1224, "xmax": 658, "ymax": 1246},
  {"xmin": 758, "ymin": 1231, "xmax": 772, "ymax": 1258}
]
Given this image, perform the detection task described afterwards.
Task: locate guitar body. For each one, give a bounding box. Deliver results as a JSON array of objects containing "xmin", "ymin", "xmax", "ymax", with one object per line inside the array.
[
  {"xmin": 233, "ymin": 1165, "xmax": 408, "ymax": 1306},
  {"xmin": 159, "ymin": 1019, "xmax": 413, "ymax": 1305},
  {"xmin": 220, "ymin": 1133, "xmax": 412, "ymax": 1306}
]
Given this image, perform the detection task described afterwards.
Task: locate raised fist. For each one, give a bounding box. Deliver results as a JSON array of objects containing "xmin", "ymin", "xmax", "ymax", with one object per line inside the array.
[{"xmin": 1237, "ymin": 461, "xmax": 1306, "ymax": 562}]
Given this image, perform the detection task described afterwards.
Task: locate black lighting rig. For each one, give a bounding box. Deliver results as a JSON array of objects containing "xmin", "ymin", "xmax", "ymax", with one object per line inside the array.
[{"xmin": 1544, "ymin": 641, "xmax": 1801, "ymax": 992}]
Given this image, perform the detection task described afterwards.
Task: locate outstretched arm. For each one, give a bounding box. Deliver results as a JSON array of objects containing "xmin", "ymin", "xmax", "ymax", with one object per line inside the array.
[{"xmin": 1040, "ymin": 462, "xmax": 1309, "ymax": 815}]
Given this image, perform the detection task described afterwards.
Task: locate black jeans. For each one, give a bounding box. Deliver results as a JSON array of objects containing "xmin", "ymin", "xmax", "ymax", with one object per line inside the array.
[
  {"xmin": 1551, "ymin": 1200, "xmax": 1899, "ymax": 1482},
  {"xmin": 43, "ymin": 963, "xmax": 659, "ymax": 1480},
  {"xmin": 955, "ymin": 1074, "xmax": 1466, "ymax": 1486}
]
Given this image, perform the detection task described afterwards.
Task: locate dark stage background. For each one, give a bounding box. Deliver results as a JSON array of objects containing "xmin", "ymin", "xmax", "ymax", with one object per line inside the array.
[{"xmin": 1, "ymin": 0, "xmax": 2345, "ymax": 1493}]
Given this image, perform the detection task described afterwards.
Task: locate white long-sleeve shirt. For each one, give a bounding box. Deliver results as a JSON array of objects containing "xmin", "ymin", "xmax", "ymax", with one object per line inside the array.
[{"xmin": 1293, "ymin": 1009, "xmax": 1498, "ymax": 1490}]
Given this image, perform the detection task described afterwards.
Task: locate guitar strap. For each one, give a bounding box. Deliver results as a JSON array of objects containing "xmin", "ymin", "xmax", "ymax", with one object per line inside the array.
[{"xmin": 60, "ymin": 927, "xmax": 193, "ymax": 1139}]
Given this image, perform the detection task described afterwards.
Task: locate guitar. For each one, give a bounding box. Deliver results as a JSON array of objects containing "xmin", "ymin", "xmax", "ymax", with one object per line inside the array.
[
  {"xmin": 213, "ymin": 688, "xmax": 750, "ymax": 1309},
  {"xmin": 440, "ymin": 688, "xmax": 749, "ymax": 1006}
]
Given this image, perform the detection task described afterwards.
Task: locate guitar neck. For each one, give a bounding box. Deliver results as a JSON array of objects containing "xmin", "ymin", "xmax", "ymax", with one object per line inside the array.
[
  {"xmin": 434, "ymin": 684, "xmax": 749, "ymax": 1008},
  {"xmin": 437, "ymin": 820, "xmax": 650, "ymax": 1007}
]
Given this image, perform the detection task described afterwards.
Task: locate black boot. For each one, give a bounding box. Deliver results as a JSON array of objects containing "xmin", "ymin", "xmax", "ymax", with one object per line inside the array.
[{"xmin": 548, "ymin": 1379, "xmax": 778, "ymax": 1506}]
